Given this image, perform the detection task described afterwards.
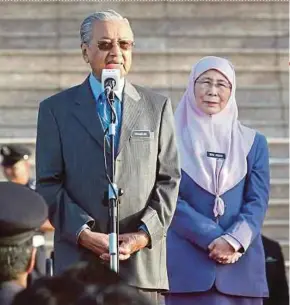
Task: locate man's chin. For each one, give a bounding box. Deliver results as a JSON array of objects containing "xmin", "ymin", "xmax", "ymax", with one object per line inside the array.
[{"xmin": 119, "ymin": 68, "xmax": 129, "ymax": 79}]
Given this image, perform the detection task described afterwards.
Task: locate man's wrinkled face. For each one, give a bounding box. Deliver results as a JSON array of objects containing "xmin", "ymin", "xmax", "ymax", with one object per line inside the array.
[
  {"xmin": 81, "ymin": 20, "xmax": 134, "ymax": 80},
  {"xmin": 3, "ymin": 160, "xmax": 30, "ymax": 184}
]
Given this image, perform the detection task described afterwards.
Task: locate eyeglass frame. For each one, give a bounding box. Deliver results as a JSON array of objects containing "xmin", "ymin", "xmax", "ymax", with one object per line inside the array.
[
  {"xmin": 93, "ymin": 39, "xmax": 135, "ymax": 51},
  {"xmin": 195, "ymin": 78, "xmax": 232, "ymax": 91}
]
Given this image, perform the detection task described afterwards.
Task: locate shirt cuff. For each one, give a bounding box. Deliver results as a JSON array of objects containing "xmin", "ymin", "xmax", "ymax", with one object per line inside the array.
[
  {"xmin": 76, "ymin": 224, "xmax": 91, "ymax": 243},
  {"xmin": 139, "ymin": 224, "xmax": 151, "ymax": 247},
  {"xmin": 222, "ymin": 234, "xmax": 242, "ymax": 252}
]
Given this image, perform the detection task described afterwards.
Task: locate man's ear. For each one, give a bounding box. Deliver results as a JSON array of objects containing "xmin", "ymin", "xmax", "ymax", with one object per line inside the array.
[
  {"xmin": 3, "ymin": 167, "xmax": 13, "ymax": 179},
  {"xmin": 26, "ymin": 247, "xmax": 37, "ymax": 274},
  {"xmin": 81, "ymin": 43, "xmax": 90, "ymax": 64}
]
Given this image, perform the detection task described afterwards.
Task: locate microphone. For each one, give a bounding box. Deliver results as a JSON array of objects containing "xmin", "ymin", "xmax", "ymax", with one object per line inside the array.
[{"xmin": 102, "ymin": 68, "xmax": 120, "ymax": 95}]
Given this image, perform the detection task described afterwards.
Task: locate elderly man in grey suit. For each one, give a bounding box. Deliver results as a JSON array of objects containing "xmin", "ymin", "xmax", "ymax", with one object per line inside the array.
[{"xmin": 36, "ymin": 9, "xmax": 180, "ymax": 304}]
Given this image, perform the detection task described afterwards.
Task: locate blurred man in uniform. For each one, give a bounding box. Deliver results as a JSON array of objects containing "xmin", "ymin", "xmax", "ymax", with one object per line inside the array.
[
  {"xmin": 0, "ymin": 144, "xmax": 35, "ymax": 190},
  {"xmin": 0, "ymin": 144, "xmax": 54, "ymax": 280},
  {"xmin": 0, "ymin": 182, "xmax": 48, "ymax": 305}
]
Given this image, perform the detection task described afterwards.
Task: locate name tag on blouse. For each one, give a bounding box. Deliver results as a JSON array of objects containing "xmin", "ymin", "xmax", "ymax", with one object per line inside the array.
[{"xmin": 207, "ymin": 152, "xmax": 226, "ymax": 159}]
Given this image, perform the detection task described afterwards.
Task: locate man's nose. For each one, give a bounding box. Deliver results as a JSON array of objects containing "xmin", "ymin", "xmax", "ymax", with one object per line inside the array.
[{"xmin": 109, "ymin": 42, "xmax": 122, "ymax": 57}]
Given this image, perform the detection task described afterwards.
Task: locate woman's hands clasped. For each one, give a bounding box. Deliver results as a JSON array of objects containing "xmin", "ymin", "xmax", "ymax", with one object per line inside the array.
[{"xmin": 208, "ymin": 237, "xmax": 242, "ymax": 264}]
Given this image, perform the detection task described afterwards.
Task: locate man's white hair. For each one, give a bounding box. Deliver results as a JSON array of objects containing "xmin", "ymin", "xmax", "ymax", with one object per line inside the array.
[{"xmin": 80, "ymin": 9, "xmax": 130, "ymax": 45}]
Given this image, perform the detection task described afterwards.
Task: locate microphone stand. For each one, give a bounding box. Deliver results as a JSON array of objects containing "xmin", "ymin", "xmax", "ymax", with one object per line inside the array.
[{"xmin": 106, "ymin": 88, "xmax": 120, "ymax": 273}]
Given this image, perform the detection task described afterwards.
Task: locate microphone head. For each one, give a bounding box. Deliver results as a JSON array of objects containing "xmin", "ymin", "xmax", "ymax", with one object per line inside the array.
[{"xmin": 101, "ymin": 69, "xmax": 120, "ymax": 92}]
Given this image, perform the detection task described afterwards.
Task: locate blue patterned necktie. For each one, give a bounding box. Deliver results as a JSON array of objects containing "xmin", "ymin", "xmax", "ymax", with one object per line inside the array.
[{"xmin": 97, "ymin": 92, "xmax": 122, "ymax": 152}]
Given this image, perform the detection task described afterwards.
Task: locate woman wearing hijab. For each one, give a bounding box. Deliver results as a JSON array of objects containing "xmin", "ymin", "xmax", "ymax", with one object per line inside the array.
[{"xmin": 165, "ymin": 56, "xmax": 270, "ymax": 305}]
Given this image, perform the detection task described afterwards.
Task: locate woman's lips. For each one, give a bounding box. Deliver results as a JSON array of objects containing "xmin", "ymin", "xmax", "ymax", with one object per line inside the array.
[{"xmin": 204, "ymin": 101, "xmax": 219, "ymax": 106}]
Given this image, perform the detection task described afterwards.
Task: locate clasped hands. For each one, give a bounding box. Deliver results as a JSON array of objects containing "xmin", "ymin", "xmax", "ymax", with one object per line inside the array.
[
  {"xmin": 208, "ymin": 237, "xmax": 242, "ymax": 264},
  {"xmin": 78, "ymin": 229, "xmax": 149, "ymax": 261}
]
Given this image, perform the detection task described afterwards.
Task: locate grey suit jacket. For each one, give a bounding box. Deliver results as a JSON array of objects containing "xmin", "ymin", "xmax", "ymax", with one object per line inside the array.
[{"xmin": 36, "ymin": 77, "xmax": 180, "ymax": 290}]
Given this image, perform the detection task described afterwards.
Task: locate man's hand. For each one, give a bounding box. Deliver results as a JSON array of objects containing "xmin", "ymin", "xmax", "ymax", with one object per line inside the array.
[
  {"xmin": 100, "ymin": 231, "xmax": 149, "ymax": 261},
  {"xmin": 208, "ymin": 237, "xmax": 236, "ymax": 263},
  {"xmin": 119, "ymin": 231, "xmax": 150, "ymax": 257},
  {"xmin": 78, "ymin": 229, "xmax": 109, "ymax": 256}
]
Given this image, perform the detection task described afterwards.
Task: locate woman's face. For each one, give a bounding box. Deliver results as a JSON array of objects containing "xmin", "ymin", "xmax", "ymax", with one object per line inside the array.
[{"xmin": 194, "ymin": 69, "xmax": 232, "ymax": 115}]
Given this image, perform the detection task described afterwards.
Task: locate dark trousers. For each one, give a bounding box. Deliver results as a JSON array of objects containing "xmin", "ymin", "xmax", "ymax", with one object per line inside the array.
[
  {"xmin": 137, "ymin": 289, "xmax": 165, "ymax": 305},
  {"xmin": 81, "ymin": 251, "xmax": 165, "ymax": 305}
]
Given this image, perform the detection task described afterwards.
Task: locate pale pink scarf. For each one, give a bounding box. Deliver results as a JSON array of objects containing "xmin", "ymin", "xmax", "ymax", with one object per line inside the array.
[{"xmin": 175, "ymin": 56, "xmax": 256, "ymax": 217}]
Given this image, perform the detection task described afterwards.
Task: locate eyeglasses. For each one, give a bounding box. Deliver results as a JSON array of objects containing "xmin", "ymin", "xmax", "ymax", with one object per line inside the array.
[
  {"xmin": 97, "ymin": 39, "xmax": 135, "ymax": 51},
  {"xmin": 195, "ymin": 79, "xmax": 232, "ymax": 91}
]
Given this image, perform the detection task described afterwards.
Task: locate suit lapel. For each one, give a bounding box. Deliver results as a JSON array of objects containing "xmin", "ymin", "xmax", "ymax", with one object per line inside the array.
[
  {"xmin": 117, "ymin": 81, "xmax": 142, "ymax": 155},
  {"xmin": 71, "ymin": 78, "xmax": 143, "ymax": 154},
  {"xmin": 71, "ymin": 77, "xmax": 104, "ymax": 148}
]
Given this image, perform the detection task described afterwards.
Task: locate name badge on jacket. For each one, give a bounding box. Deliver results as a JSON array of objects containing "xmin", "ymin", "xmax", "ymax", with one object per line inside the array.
[
  {"xmin": 131, "ymin": 130, "xmax": 154, "ymax": 139},
  {"xmin": 207, "ymin": 151, "xmax": 226, "ymax": 159}
]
